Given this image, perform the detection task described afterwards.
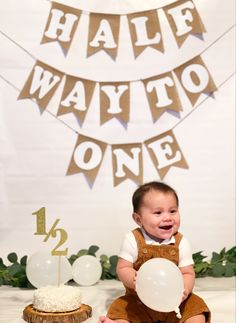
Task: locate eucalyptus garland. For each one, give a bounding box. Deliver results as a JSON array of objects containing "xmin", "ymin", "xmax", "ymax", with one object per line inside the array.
[{"xmin": 0, "ymin": 245, "xmax": 235, "ymax": 288}]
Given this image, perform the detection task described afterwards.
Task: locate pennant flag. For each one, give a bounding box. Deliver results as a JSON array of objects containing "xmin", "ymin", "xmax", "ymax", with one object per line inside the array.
[
  {"xmin": 143, "ymin": 71, "xmax": 182, "ymax": 122},
  {"xmin": 127, "ymin": 9, "xmax": 164, "ymax": 58},
  {"xmin": 41, "ymin": 2, "xmax": 81, "ymax": 55},
  {"xmin": 112, "ymin": 143, "xmax": 143, "ymax": 186},
  {"xmin": 99, "ymin": 82, "xmax": 130, "ymax": 125},
  {"xmin": 174, "ymin": 55, "xmax": 217, "ymax": 105},
  {"xmin": 18, "ymin": 61, "xmax": 63, "ymax": 112},
  {"xmin": 57, "ymin": 75, "xmax": 96, "ymax": 125},
  {"xmin": 163, "ymin": 0, "xmax": 206, "ymax": 47},
  {"xmin": 67, "ymin": 134, "xmax": 107, "ymax": 185},
  {"xmin": 87, "ymin": 13, "xmax": 120, "ymax": 60},
  {"xmin": 144, "ymin": 130, "xmax": 188, "ymax": 179}
]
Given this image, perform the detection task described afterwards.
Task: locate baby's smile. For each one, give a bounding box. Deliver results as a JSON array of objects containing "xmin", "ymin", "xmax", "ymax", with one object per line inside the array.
[{"xmin": 159, "ymin": 225, "xmax": 173, "ymax": 231}]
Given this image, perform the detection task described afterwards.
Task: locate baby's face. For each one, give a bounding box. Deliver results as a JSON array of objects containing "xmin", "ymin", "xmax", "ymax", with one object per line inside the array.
[{"xmin": 134, "ymin": 190, "xmax": 180, "ymax": 242}]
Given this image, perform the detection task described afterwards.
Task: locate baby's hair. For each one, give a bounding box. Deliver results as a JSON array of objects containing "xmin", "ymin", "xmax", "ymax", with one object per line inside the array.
[{"xmin": 132, "ymin": 181, "xmax": 179, "ymax": 212}]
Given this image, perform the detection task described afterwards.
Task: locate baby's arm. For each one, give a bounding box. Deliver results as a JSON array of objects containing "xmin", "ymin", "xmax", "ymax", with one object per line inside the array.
[
  {"xmin": 179, "ymin": 264, "xmax": 195, "ymax": 302},
  {"xmin": 116, "ymin": 258, "xmax": 136, "ymax": 290}
]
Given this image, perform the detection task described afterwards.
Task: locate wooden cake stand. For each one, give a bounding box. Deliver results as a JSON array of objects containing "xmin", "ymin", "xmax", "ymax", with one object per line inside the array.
[{"xmin": 23, "ymin": 303, "xmax": 92, "ymax": 323}]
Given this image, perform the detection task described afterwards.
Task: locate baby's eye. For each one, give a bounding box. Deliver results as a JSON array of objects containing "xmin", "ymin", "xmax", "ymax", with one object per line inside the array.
[
  {"xmin": 154, "ymin": 211, "xmax": 162, "ymax": 215},
  {"xmin": 170, "ymin": 209, "xmax": 177, "ymax": 214}
]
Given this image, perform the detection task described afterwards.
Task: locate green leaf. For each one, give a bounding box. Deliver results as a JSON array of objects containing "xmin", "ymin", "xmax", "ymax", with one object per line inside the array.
[
  {"xmin": 100, "ymin": 255, "xmax": 108, "ymax": 262},
  {"xmin": 102, "ymin": 262, "xmax": 110, "ymax": 269},
  {"xmin": 103, "ymin": 271, "xmax": 115, "ymax": 279},
  {"xmin": 219, "ymin": 247, "xmax": 226, "ymax": 258},
  {"xmin": 20, "ymin": 256, "xmax": 27, "ymax": 266},
  {"xmin": 226, "ymin": 246, "xmax": 236, "ymax": 255},
  {"xmin": 8, "ymin": 263, "xmax": 22, "ymax": 276},
  {"xmin": 109, "ymin": 263, "xmax": 117, "ymax": 277},
  {"xmin": 192, "ymin": 251, "xmax": 207, "ymax": 264},
  {"xmin": 7, "ymin": 252, "xmax": 18, "ymax": 264},
  {"xmin": 224, "ymin": 261, "xmax": 236, "ymax": 277},
  {"xmin": 67, "ymin": 254, "xmax": 78, "ymax": 265},
  {"xmin": 77, "ymin": 249, "xmax": 88, "ymax": 257},
  {"xmin": 225, "ymin": 247, "xmax": 236, "ymax": 262},
  {"xmin": 194, "ymin": 262, "xmax": 209, "ymax": 274},
  {"xmin": 211, "ymin": 263, "xmax": 225, "ymax": 277},
  {"xmin": 11, "ymin": 274, "xmax": 28, "ymax": 287},
  {"xmin": 88, "ymin": 245, "xmax": 99, "ymax": 256},
  {"xmin": 109, "ymin": 255, "xmax": 118, "ymax": 265},
  {"xmin": 0, "ymin": 258, "xmax": 7, "ymax": 270},
  {"xmin": 211, "ymin": 252, "xmax": 222, "ymax": 264}
]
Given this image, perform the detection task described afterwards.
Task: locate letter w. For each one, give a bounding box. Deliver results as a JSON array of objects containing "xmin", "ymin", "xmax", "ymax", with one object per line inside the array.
[{"xmin": 30, "ymin": 65, "xmax": 61, "ymax": 99}]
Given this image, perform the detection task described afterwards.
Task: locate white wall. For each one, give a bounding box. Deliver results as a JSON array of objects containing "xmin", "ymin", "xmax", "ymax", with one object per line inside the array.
[{"xmin": 0, "ymin": 0, "xmax": 235, "ymax": 262}]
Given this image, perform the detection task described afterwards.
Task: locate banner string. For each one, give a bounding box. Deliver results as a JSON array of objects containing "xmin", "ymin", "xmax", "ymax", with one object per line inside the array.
[
  {"xmin": 46, "ymin": 0, "xmax": 181, "ymax": 16},
  {"xmin": 0, "ymin": 23, "xmax": 235, "ymax": 83},
  {"xmin": 171, "ymin": 71, "xmax": 235, "ymax": 131},
  {"xmin": 201, "ymin": 24, "xmax": 235, "ymax": 56},
  {"xmin": 0, "ymin": 73, "xmax": 79, "ymax": 135},
  {"xmin": 0, "ymin": 21, "xmax": 235, "ymax": 142},
  {"xmin": 0, "ymin": 69, "xmax": 234, "ymax": 143},
  {"xmin": 0, "ymin": 30, "xmax": 36, "ymax": 61}
]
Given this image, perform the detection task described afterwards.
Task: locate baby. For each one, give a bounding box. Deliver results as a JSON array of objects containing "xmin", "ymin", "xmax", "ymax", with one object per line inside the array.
[{"xmin": 99, "ymin": 181, "xmax": 210, "ymax": 323}]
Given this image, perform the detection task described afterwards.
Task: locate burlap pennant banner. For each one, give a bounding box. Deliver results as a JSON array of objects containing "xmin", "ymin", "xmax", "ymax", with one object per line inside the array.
[
  {"xmin": 142, "ymin": 71, "xmax": 182, "ymax": 122},
  {"xmin": 144, "ymin": 130, "xmax": 188, "ymax": 179},
  {"xmin": 163, "ymin": 0, "xmax": 206, "ymax": 48},
  {"xmin": 66, "ymin": 131, "xmax": 188, "ymax": 185},
  {"xmin": 66, "ymin": 134, "xmax": 107, "ymax": 185},
  {"xmin": 41, "ymin": 2, "xmax": 81, "ymax": 55},
  {"xmin": 17, "ymin": 54, "xmax": 217, "ymax": 121},
  {"xmin": 99, "ymin": 81, "xmax": 130, "ymax": 125},
  {"xmin": 112, "ymin": 143, "xmax": 143, "ymax": 186},
  {"xmin": 174, "ymin": 55, "xmax": 217, "ymax": 105},
  {"xmin": 39, "ymin": 1, "xmax": 205, "ymax": 58},
  {"xmin": 87, "ymin": 13, "xmax": 120, "ymax": 60},
  {"xmin": 16, "ymin": 1, "xmax": 218, "ymax": 187},
  {"xmin": 127, "ymin": 10, "xmax": 164, "ymax": 58},
  {"xmin": 18, "ymin": 60, "xmax": 63, "ymax": 112},
  {"xmin": 57, "ymin": 75, "xmax": 96, "ymax": 125}
]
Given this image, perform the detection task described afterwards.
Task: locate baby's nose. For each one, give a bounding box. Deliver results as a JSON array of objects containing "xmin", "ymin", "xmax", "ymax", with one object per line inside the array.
[{"xmin": 163, "ymin": 213, "xmax": 171, "ymax": 220}]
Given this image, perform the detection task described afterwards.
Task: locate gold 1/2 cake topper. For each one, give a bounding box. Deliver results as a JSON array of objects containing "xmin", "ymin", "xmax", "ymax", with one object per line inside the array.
[{"xmin": 32, "ymin": 207, "xmax": 68, "ymax": 256}]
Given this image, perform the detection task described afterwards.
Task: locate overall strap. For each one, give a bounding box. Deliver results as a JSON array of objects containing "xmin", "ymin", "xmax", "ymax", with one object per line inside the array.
[
  {"xmin": 132, "ymin": 227, "xmax": 146, "ymax": 250},
  {"xmin": 174, "ymin": 232, "xmax": 183, "ymax": 247}
]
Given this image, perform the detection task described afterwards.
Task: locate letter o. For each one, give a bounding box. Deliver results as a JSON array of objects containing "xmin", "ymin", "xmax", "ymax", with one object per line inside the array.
[
  {"xmin": 74, "ymin": 142, "xmax": 102, "ymax": 170},
  {"xmin": 181, "ymin": 63, "xmax": 209, "ymax": 93}
]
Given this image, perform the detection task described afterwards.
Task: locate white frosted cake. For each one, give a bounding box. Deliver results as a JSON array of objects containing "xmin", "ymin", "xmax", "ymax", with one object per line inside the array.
[
  {"xmin": 23, "ymin": 284, "xmax": 92, "ymax": 322},
  {"xmin": 33, "ymin": 285, "xmax": 82, "ymax": 312}
]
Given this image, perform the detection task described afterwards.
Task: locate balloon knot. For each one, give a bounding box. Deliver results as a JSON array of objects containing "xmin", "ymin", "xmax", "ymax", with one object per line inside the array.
[{"xmin": 175, "ymin": 307, "xmax": 182, "ymax": 319}]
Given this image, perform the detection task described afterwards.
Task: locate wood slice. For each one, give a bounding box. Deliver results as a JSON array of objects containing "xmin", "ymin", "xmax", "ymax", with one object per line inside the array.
[{"xmin": 23, "ymin": 303, "xmax": 92, "ymax": 323}]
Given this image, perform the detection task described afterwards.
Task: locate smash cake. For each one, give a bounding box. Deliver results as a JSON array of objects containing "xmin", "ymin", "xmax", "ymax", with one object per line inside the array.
[{"xmin": 23, "ymin": 285, "xmax": 92, "ymax": 323}]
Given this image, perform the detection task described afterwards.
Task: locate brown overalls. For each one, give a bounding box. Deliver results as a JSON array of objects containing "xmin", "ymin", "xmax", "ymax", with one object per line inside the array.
[{"xmin": 107, "ymin": 228, "xmax": 211, "ymax": 323}]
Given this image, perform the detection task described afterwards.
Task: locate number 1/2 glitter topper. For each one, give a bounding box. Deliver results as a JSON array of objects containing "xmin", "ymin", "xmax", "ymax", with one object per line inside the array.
[{"xmin": 32, "ymin": 207, "xmax": 69, "ymax": 286}]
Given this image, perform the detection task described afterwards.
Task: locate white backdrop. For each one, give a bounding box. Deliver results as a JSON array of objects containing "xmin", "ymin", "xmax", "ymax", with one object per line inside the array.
[{"xmin": 0, "ymin": 0, "xmax": 235, "ymax": 262}]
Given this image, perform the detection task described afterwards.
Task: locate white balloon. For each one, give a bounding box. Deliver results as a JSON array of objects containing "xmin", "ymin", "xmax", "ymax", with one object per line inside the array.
[
  {"xmin": 136, "ymin": 258, "xmax": 184, "ymax": 312},
  {"xmin": 26, "ymin": 250, "xmax": 72, "ymax": 288},
  {"xmin": 72, "ymin": 255, "xmax": 102, "ymax": 286}
]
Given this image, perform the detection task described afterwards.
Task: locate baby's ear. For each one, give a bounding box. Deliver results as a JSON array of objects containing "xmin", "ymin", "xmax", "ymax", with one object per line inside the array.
[{"xmin": 132, "ymin": 212, "xmax": 142, "ymax": 226}]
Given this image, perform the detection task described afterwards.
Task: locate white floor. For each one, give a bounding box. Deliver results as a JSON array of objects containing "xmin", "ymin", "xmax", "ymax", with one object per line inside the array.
[{"xmin": 0, "ymin": 277, "xmax": 235, "ymax": 323}]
